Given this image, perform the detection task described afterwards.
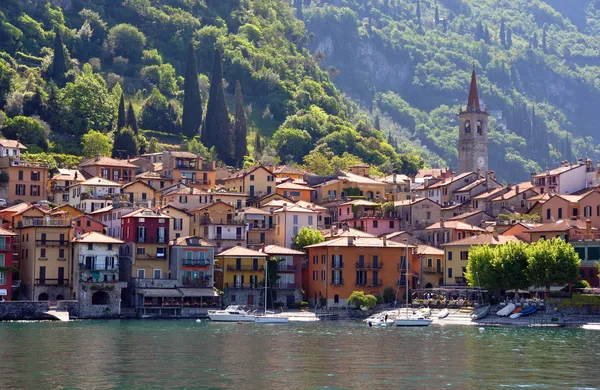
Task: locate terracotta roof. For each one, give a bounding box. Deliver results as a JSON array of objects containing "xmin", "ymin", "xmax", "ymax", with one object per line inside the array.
[
  {"xmin": 321, "ymin": 227, "xmax": 376, "ymax": 239},
  {"xmin": 0, "ymin": 227, "xmax": 16, "ymax": 236},
  {"xmin": 442, "ymin": 233, "xmax": 520, "ymax": 247},
  {"xmin": 216, "ymin": 246, "xmax": 268, "ymax": 257},
  {"xmin": 454, "ymin": 178, "xmax": 487, "ymax": 193},
  {"xmin": 527, "ymin": 219, "xmax": 593, "ymax": 233},
  {"xmin": 72, "ymin": 231, "xmax": 123, "ymax": 244},
  {"xmin": 79, "ymin": 156, "xmax": 137, "ymax": 168},
  {"xmin": 466, "ymin": 69, "xmax": 481, "ymax": 111},
  {"xmin": 425, "ymin": 221, "xmax": 485, "ymax": 231},
  {"xmin": 136, "ymin": 171, "xmax": 170, "ymax": 180},
  {"xmin": 121, "ymin": 208, "xmax": 171, "ymax": 219},
  {"xmin": 262, "ymin": 245, "xmax": 304, "ymax": 255},
  {"xmin": 473, "ymin": 186, "xmax": 508, "ymax": 200},
  {"xmin": 189, "ymin": 201, "xmax": 234, "ymax": 213},
  {"xmin": 490, "ymin": 182, "xmax": 536, "ymax": 202},
  {"xmin": 533, "ymin": 164, "xmax": 583, "ymax": 178},
  {"xmin": 79, "ymin": 177, "xmax": 121, "ymax": 187},
  {"xmin": 1, "ymin": 202, "xmax": 32, "ymax": 213},
  {"xmin": 165, "ymin": 188, "xmax": 207, "ymax": 196},
  {"xmin": 273, "ymin": 204, "xmax": 317, "ymax": 214},
  {"xmin": 339, "ymin": 199, "xmax": 379, "ymax": 207},
  {"xmin": 415, "ymin": 168, "xmax": 451, "ymax": 179},
  {"xmin": 276, "ymin": 182, "xmax": 314, "ymax": 191},
  {"xmin": 154, "ymin": 162, "xmax": 163, "ymax": 171},
  {"xmin": 171, "ymin": 236, "xmax": 214, "ymax": 246},
  {"xmin": 225, "ymin": 165, "xmax": 273, "ymax": 180},
  {"xmin": 89, "ymin": 205, "xmax": 113, "ymax": 215},
  {"xmin": 262, "ymin": 199, "xmax": 291, "ymax": 208},
  {"xmin": 122, "ymin": 180, "xmax": 157, "ymax": 191},
  {"xmin": 416, "ymin": 245, "xmax": 444, "ymax": 256},
  {"xmin": 426, "ymin": 172, "xmax": 476, "ymax": 189},
  {"xmin": 447, "ymin": 209, "xmax": 490, "ymax": 221},
  {"xmin": 168, "ymin": 151, "xmax": 199, "ymax": 159},
  {"xmin": 241, "ymin": 207, "xmax": 271, "ymax": 216},
  {"xmin": 338, "ymin": 170, "xmax": 386, "ymax": 186},
  {"xmin": 305, "ymin": 237, "xmax": 415, "ymax": 248},
  {"xmin": 294, "ymin": 200, "xmax": 327, "ymax": 211},
  {"xmin": 0, "ymin": 139, "xmax": 26, "ymax": 149},
  {"xmin": 274, "ymin": 165, "xmax": 308, "ymax": 176},
  {"xmin": 380, "ymin": 174, "xmax": 410, "ymax": 184},
  {"xmin": 160, "ymin": 205, "xmax": 192, "ymax": 216},
  {"xmin": 393, "ymin": 198, "xmax": 437, "ymax": 207},
  {"xmin": 50, "ymin": 169, "xmax": 85, "ymax": 182}
]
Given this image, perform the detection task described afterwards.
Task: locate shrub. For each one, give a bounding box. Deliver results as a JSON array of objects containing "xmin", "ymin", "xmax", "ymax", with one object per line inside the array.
[
  {"xmin": 347, "ymin": 291, "xmax": 377, "ymax": 310},
  {"xmin": 372, "ymin": 293, "xmax": 383, "ymax": 304},
  {"xmin": 574, "ymin": 280, "xmax": 591, "ymax": 289},
  {"xmin": 383, "ymin": 286, "xmax": 395, "ymax": 303}
]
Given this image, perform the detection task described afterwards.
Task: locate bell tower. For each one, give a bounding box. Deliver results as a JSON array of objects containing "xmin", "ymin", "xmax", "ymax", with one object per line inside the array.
[{"xmin": 458, "ymin": 67, "xmax": 489, "ymax": 175}]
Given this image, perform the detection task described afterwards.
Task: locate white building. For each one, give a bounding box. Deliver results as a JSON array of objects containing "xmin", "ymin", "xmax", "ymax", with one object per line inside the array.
[
  {"xmin": 274, "ymin": 204, "xmax": 318, "ymax": 248},
  {"xmin": 0, "ymin": 139, "xmax": 26, "ymax": 158},
  {"xmin": 532, "ymin": 163, "xmax": 587, "ymax": 195},
  {"xmin": 69, "ymin": 177, "xmax": 122, "ymax": 213},
  {"xmin": 73, "ymin": 231, "xmax": 124, "ymax": 283}
]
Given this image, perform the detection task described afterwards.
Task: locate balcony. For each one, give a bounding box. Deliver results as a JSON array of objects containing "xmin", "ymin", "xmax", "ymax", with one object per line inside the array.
[
  {"xmin": 36, "ymin": 240, "xmax": 68, "ymax": 246},
  {"xmin": 226, "ymin": 265, "xmax": 264, "ymax": 272},
  {"xmin": 199, "ymin": 218, "xmax": 245, "ymax": 226},
  {"xmin": 331, "ymin": 261, "xmax": 344, "ymax": 269},
  {"xmin": 214, "ymin": 234, "xmax": 244, "ymax": 241},
  {"xmin": 79, "ymin": 263, "xmax": 119, "ymax": 271},
  {"xmin": 273, "ymin": 283, "xmax": 297, "ymax": 289},
  {"xmin": 423, "ymin": 267, "xmax": 444, "ymax": 274},
  {"xmin": 182, "ymin": 259, "xmax": 211, "ymax": 267},
  {"xmin": 276, "ymin": 264, "xmax": 297, "ymax": 272},
  {"xmin": 571, "ymin": 232, "xmax": 600, "ymax": 241},
  {"xmin": 35, "ymin": 279, "xmax": 69, "ymax": 286},
  {"xmin": 18, "ymin": 218, "xmax": 71, "ymax": 228},
  {"xmin": 355, "ymin": 262, "xmax": 383, "ymax": 270},
  {"xmin": 81, "ymin": 193, "xmax": 118, "ymax": 201},
  {"xmin": 331, "ymin": 279, "xmax": 344, "ymax": 286},
  {"xmin": 182, "ymin": 279, "xmax": 211, "ymax": 287},
  {"xmin": 225, "ymin": 283, "xmax": 260, "ymax": 289},
  {"xmin": 135, "ymin": 238, "xmax": 168, "ymax": 244},
  {"xmin": 247, "ymin": 239, "xmax": 275, "ymax": 246},
  {"xmin": 248, "ymin": 224, "xmax": 275, "ymax": 231},
  {"xmin": 455, "ymin": 277, "xmax": 467, "ymax": 285}
]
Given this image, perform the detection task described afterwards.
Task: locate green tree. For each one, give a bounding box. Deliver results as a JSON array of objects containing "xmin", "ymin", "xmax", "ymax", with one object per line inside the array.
[
  {"xmin": 495, "ymin": 241, "xmax": 529, "ymax": 291},
  {"xmin": 126, "ymin": 102, "xmax": 138, "ymax": 134},
  {"xmin": 106, "ymin": 24, "xmax": 146, "ymax": 62},
  {"xmin": 0, "ymin": 59, "xmax": 15, "ymax": 106},
  {"xmin": 526, "ymin": 238, "xmax": 580, "ymax": 292},
  {"xmin": 465, "ymin": 245, "xmax": 501, "ymax": 292},
  {"xmin": 434, "ymin": 6, "xmax": 439, "ymax": 26},
  {"xmin": 500, "ymin": 20, "xmax": 506, "ymax": 47},
  {"xmin": 81, "ymin": 129, "xmax": 112, "ymax": 157},
  {"xmin": 202, "ymin": 48, "xmax": 232, "ymax": 164},
  {"xmin": 112, "ymin": 127, "xmax": 138, "ymax": 158},
  {"xmin": 292, "ymin": 227, "xmax": 325, "ymax": 252},
  {"xmin": 303, "ymin": 149, "xmax": 333, "ymax": 175},
  {"xmin": 383, "ymin": 286, "xmax": 395, "ymax": 304},
  {"xmin": 140, "ymin": 88, "xmax": 180, "ymax": 134},
  {"xmin": 233, "ymin": 81, "xmax": 248, "ymax": 167},
  {"xmin": 50, "ymin": 27, "xmax": 68, "ymax": 86},
  {"xmin": 347, "ymin": 291, "xmax": 377, "ymax": 310},
  {"xmin": 117, "ymin": 93, "xmax": 126, "ymax": 130},
  {"xmin": 255, "ymin": 133, "xmax": 263, "ymax": 155},
  {"xmin": 182, "ymin": 42, "xmax": 202, "ymax": 139},
  {"xmin": 272, "ymin": 128, "xmax": 312, "ymax": 163},
  {"xmin": 3, "ymin": 116, "xmax": 49, "ymax": 151},
  {"xmin": 148, "ymin": 137, "xmax": 160, "ymax": 153}
]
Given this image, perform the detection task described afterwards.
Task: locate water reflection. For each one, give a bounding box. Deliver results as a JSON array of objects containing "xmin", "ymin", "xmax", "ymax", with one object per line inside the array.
[{"xmin": 0, "ymin": 321, "xmax": 599, "ymax": 389}]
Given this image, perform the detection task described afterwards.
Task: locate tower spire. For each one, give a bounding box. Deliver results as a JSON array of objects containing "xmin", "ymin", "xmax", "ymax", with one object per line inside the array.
[{"xmin": 467, "ymin": 66, "xmax": 481, "ymax": 112}]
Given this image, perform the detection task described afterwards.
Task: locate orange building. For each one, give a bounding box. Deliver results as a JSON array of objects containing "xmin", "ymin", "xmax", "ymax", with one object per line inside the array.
[
  {"xmin": 78, "ymin": 156, "xmax": 137, "ymax": 184},
  {"xmin": 0, "ymin": 156, "xmax": 49, "ymax": 205},
  {"xmin": 160, "ymin": 151, "xmax": 216, "ymax": 190},
  {"xmin": 275, "ymin": 182, "xmax": 314, "ymax": 202},
  {"xmin": 305, "ymin": 237, "xmax": 415, "ymax": 308}
]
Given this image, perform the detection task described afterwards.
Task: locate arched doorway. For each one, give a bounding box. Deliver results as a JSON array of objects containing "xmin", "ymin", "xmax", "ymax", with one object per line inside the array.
[
  {"xmin": 38, "ymin": 293, "xmax": 49, "ymax": 301},
  {"xmin": 56, "ymin": 295, "xmax": 64, "ymax": 301},
  {"xmin": 425, "ymin": 283, "xmax": 433, "ymax": 289},
  {"xmin": 92, "ymin": 291, "xmax": 109, "ymax": 305}
]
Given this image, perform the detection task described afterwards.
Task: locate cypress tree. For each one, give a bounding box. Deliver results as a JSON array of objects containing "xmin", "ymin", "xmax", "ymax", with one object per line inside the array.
[
  {"xmin": 416, "ymin": 0, "xmax": 421, "ymax": 25},
  {"xmin": 295, "ymin": 0, "xmax": 304, "ymax": 20},
  {"xmin": 182, "ymin": 42, "xmax": 203, "ymax": 139},
  {"xmin": 255, "ymin": 133, "xmax": 263, "ymax": 155},
  {"xmin": 112, "ymin": 128, "xmax": 138, "ymax": 158},
  {"xmin": 51, "ymin": 28, "xmax": 68, "ymax": 86},
  {"xmin": 507, "ymin": 28, "xmax": 513, "ymax": 48},
  {"xmin": 500, "ymin": 20, "xmax": 506, "ymax": 47},
  {"xmin": 542, "ymin": 26, "xmax": 547, "ymax": 53},
  {"xmin": 127, "ymin": 102, "xmax": 139, "ymax": 134},
  {"xmin": 532, "ymin": 32, "xmax": 538, "ymax": 48},
  {"xmin": 374, "ymin": 115, "xmax": 381, "ymax": 131},
  {"xmin": 203, "ymin": 48, "xmax": 232, "ymax": 164},
  {"xmin": 434, "ymin": 6, "xmax": 439, "ymax": 26},
  {"xmin": 387, "ymin": 132, "xmax": 393, "ymax": 146},
  {"xmin": 233, "ymin": 81, "xmax": 248, "ymax": 167},
  {"xmin": 117, "ymin": 93, "xmax": 126, "ymax": 130}
]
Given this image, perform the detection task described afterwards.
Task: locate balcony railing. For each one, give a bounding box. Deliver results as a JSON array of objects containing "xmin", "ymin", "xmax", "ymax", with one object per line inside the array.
[
  {"xmin": 247, "ymin": 239, "xmax": 275, "ymax": 246},
  {"xmin": 355, "ymin": 262, "xmax": 383, "ymax": 270},
  {"xmin": 36, "ymin": 240, "xmax": 68, "ymax": 246},
  {"xmin": 455, "ymin": 277, "xmax": 467, "ymax": 285},
  {"xmin": 226, "ymin": 265, "xmax": 264, "ymax": 272},
  {"xmin": 182, "ymin": 259, "xmax": 211, "ymax": 267},
  {"xmin": 214, "ymin": 235, "xmax": 244, "ymax": 241},
  {"xmin": 81, "ymin": 193, "xmax": 118, "ymax": 200},
  {"xmin": 135, "ymin": 238, "xmax": 168, "ymax": 244},
  {"xmin": 273, "ymin": 283, "xmax": 297, "ymax": 289},
  {"xmin": 331, "ymin": 261, "xmax": 344, "ymax": 269},
  {"xmin": 225, "ymin": 283, "xmax": 260, "ymax": 289},
  {"xmin": 356, "ymin": 280, "xmax": 383, "ymax": 287},
  {"xmin": 571, "ymin": 232, "xmax": 600, "ymax": 241},
  {"xmin": 276, "ymin": 264, "xmax": 297, "ymax": 271},
  {"xmin": 182, "ymin": 279, "xmax": 211, "ymax": 287},
  {"xmin": 35, "ymin": 279, "xmax": 69, "ymax": 286},
  {"xmin": 423, "ymin": 267, "xmax": 444, "ymax": 274},
  {"xmin": 199, "ymin": 218, "xmax": 245, "ymax": 226},
  {"xmin": 18, "ymin": 218, "xmax": 71, "ymax": 228},
  {"xmin": 331, "ymin": 279, "xmax": 344, "ymax": 286},
  {"xmin": 79, "ymin": 263, "xmax": 119, "ymax": 271},
  {"xmin": 248, "ymin": 224, "xmax": 275, "ymax": 231}
]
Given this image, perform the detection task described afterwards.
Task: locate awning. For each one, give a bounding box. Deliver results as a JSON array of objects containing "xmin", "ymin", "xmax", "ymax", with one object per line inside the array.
[
  {"xmin": 180, "ymin": 288, "xmax": 219, "ymax": 297},
  {"xmin": 138, "ymin": 288, "xmax": 182, "ymax": 297}
]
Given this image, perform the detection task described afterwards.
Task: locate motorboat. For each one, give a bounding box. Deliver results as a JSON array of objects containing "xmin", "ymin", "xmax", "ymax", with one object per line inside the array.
[
  {"xmin": 366, "ymin": 313, "xmax": 394, "ymax": 327},
  {"xmin": 255, "ymin": 311, "xmax": 289, "ymax": 323},
  {"xmin": 208, "ymin": 306, "xmax": 256, "ymax": 322},
  {"xmin": 471, "ymin": 305, "xmax": 491, "ymax": 320},
  {"xmin": 419, "ymin": 308, "xmax": 432, "ymax": 318},
  {"xmin": 496, "ymin": 303, "xmax": 516, "ymax": 317},
  {"xmin": 509, "ymin": 312, "xmax": 523, "ymax": 319},
  {"xmin": 438, "ymin": 309, "xmax": 450, "ymax": 319}
]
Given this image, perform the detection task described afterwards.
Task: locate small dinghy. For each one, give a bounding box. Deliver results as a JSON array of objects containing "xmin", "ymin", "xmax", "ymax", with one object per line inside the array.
[
  {"xmin": 519, "ymin": 306, "xmax": 537, "ymax": 316},
  {"xmin": 496, "ymin": 303, "xmax": 516, "ymax": 317},
  {"xmin": 438, "ymin": 308, "xmax": 449, "ymax": 319},
  {"xmin": 510, "ymin": 312, "xmax": 523, "ymax": 319},
  {"xmin": 471, "ymin": 305, "xmax": 491, "ymax": 320}
]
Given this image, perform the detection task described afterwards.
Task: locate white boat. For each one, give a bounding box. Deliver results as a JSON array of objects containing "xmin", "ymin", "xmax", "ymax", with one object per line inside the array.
[
  {"xmin": 419, "ymin": 308, "xmax": 432, "ymax": 318},
  {"xmin": 395, "ymin": 240, "xmax": 432, "ymax": 327},
  {"xmin": 366, "ymin": 313, "xmax": 394, "ymax": 327},
  {"xmin": 254, "ymin": 259, "xmax": 289, "ymax": 324},
  {"xmin": 471, "ymin": 305, "xmax": 491, "ymax": 320},
  {"xmin": 496, "ymin": 303, "xmax": 516, "ymax": 317},
  {"xmin": 208, "ymin": 306, "xmax": 256, "ymax": 322},
  {"xmin": 509, "ymin": 312, "xmax": 523, "ymax": 319},
  {"xmin": 438, "ymin": 309, "xmax": 450, "ymax": 319}
]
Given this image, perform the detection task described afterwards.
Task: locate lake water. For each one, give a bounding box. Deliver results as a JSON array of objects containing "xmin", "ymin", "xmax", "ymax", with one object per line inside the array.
[{"xmin": 1, "ymin": 320, "xmax": 599, "ymax": 389}]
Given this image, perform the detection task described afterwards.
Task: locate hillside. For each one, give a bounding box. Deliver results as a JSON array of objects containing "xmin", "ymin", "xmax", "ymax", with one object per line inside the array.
[
  {"xmin": 0, "ymin": 0, "xmax": 420, "ymax": 175},
  {"xmin": 303, "ymin": 0, "xmax": 600, "ymax": 181}
]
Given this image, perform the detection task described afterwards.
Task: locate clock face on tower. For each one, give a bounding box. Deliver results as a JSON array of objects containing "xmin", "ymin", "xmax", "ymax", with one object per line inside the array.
[{"xmin": 477, "ymin": 156, "xmax": 485, "ymax": 168}]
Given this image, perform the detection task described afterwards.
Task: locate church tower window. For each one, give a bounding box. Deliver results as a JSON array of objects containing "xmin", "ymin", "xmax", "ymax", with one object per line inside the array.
[
  {"xmin": 465, "ymin": 120, "xmax": 471, "ymax": 134},
  {"xmin": 477, "ymin": 120, "xmax": 482, "ymax": 135}
]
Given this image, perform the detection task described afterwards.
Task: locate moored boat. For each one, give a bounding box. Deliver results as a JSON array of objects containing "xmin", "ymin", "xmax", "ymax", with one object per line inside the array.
[
  {"xmin": 438, "ymin": 309, "xmax": 450, "ymax": 319},
  {"xmin": 509, "ymin": 312, "xmax": 523, "ymax": 319},
  {"xmin": 471, "ymin": 305, "xmax": 491, "ymax": 320},
  {"xmin": 366, "ymin": 313, "xmax": 394, "ymax": 327},
  {"xmin": 395, "ymin": 240, "xmax": 432, "ymax": 327},
  {"xmin": 519, "ymin": 306, "xmax": 537, "ymax": 316},
  {"xmin": 208, "ymin": 306, "xmax": 256, "ymax": 322},
  {"xmin": 496, "ymin": 303, "xmax": 516, "ymax": 317},
  {"xmin": 254, "ymin": 259, "xmax": 289, "ymax": 324}
]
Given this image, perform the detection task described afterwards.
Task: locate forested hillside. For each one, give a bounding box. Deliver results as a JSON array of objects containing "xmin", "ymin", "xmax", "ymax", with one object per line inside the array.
[
  {"xmin": 0, "ymin": 0, "xmax": 421, "ymax": 175},
  {"xmin": 303, "ymin": 0, "xmax": 600, "ymax": 181}
]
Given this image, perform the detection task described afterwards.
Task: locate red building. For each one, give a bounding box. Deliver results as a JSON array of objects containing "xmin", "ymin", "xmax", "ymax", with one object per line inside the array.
[
  {"xmin": 0, "ymin": 228, "xmax": 17, "ymax": 301},
  {"xmin": 72, "ymin": 215, "xmax": 105, "ymax": 236}
]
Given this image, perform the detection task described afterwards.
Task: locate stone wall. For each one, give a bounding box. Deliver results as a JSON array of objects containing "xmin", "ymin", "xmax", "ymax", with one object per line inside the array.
[
  {"xmin": 0, "ymin": 301, "xmax": 50, "ymax": 320},
  {"xmin": 77, "ymin": 282, "xmax": 124, "ymax": 318},
  {"xmin": 56, "ymin": 300, "xmax": 79, "ymax": 318},
  {"xmin": 273, "ymin": 289, "xmax": 303, "ymax": 307}
]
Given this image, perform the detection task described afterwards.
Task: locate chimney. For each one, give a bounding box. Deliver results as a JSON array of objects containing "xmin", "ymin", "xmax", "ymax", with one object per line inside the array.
[
  {"xmin": 546, "ymin": 167, "xmax": 550, "ymax": 176},
  {"xmin": 477, "ymin": 168, "xmax": 481, "ymax": 178},
  {"xmin": 440, "ymin": 219, "xmax": 445, "ymax": 229},
  {"xmin": 383, "ymin": 236, "xmax": 387, "ymax": 246},
  {"xmin": 348, "ymin": 236, "xmax": 354, "ymax": 246},
  {"xmin": 515, "ymin": 185, "xmax": 520, "ymax": 195}
]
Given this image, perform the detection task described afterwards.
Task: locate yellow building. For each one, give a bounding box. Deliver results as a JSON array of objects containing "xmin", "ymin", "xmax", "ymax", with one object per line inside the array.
[
  {"xmin": 223, "ymin": 165, "xmax": 276, "ymax": 198},
  {"xmin": 189, "ymin": 201, "xmax": 236, "ymax": 236},
  {"xmin": 18, "ymin": 216, "xmax": 73, "ymax": 301},
  {"xmin": 215, "ymin": 246, "xmax": 268, "ymax": 307},
  {"xmin": 161, "ymin": 205, "xmax": 192, "ymax": 241},
  {"xmin": 415, "ymin": 245, "xmax": 445, "ymax": 289},
  {"xmin": 312, "ymin": 170, "xmax": 388, "ymax": 202},
  {"xmin": 442, "ymin": 233, "xmax": 519, "ymax": 286},
  {"xmin": 239, "ymin": 207, "xmax": 276, "ymax": 248},
  {"xmin": 122, "ymin": 180, "xmax": 160, "ymax": 207}
]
